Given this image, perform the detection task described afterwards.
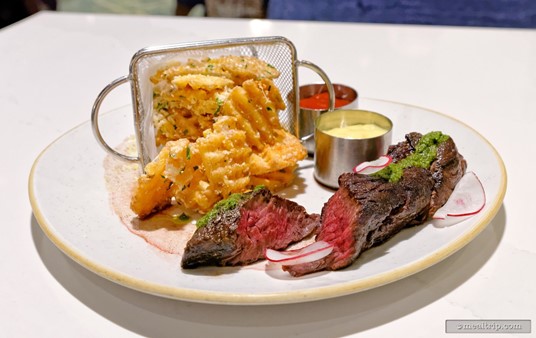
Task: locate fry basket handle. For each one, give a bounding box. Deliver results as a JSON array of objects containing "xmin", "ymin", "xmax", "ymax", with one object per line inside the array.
[
  {"xmin": 91, "ymin": 75, "xmax": 140, "ymax": 163},
  {"xmin": 296, "ymin": 59, "xmax": 335, "ymax": 112},
  {"xmin": 296, "ymin": 60, "xmax": 335, "ymax": 143}
]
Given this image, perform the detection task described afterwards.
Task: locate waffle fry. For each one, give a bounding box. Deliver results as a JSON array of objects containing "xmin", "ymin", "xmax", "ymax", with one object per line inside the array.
[
  {"xmin": 249, "ymin": 129, "xmax": 307, "ymax": 176},
  {"xmin": 221, "ymin": 78, "xmax": 286, "ymax": 150},
  {"xmin": 153, "ymin": 74, "xmax": 233, "ymax": 146},
  {"xmin": 130, "ymin": 146, "xmax": 174, "ymax": 219},
  {"xmin": 250, "ymin": 165, "xmax": 298, "ymax": 192},
  {"xmin": 197, "ymin": 116, "xmax": 252, "ymax": 198},
  {"xmin": 164, "ymin": 138, "xmax": 222, "ymax": 213}
]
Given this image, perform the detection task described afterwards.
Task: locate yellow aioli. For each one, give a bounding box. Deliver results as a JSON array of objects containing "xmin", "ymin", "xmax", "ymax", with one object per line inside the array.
[{"xmin": 323, "ymin": 123, "xmax": 388, "ymax": 139}]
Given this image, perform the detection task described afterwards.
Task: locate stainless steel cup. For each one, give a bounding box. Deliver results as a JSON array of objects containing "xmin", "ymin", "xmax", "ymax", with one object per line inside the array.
[
  {"xmin": 314, "ymin": 109, "xmax": 393, "ymax": 189},
  {"xmin": 299, "ymin": 83, "xmax": 358, "ymax": 155}
]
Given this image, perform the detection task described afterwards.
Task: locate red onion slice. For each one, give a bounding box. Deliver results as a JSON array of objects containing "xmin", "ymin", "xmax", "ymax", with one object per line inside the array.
[
  {"xmin": 353, "ymin": 155, "xmax": 392, "ymax": 174},
  {"xmin": 265, "ymin": 240, "xmax": 333, "ymax": 265},
  {"xmin": 433, "ymin": 171, "xmax": 486, "ymax": 226}
]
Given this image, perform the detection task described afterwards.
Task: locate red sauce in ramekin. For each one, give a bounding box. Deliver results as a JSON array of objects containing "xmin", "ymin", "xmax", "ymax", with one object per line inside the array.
[{"xmin": 299, "ymin": 91, "xmax": 350, "ymax": 110}]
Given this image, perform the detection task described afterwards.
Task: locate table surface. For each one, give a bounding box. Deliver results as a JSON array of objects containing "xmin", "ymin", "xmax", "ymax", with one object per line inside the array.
[{"xmin": 2, "ymin": 11, "xmax": 534, "ymax": 338}]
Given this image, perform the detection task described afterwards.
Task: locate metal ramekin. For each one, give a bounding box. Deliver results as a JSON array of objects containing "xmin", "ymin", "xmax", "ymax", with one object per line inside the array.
[
  {"xmin": 314, "ymin": 109, "xmax": 393, "ymax": 189},
  {"xmin": 299, "ymin": 83, "xmax": 358, "ymax": 155}
]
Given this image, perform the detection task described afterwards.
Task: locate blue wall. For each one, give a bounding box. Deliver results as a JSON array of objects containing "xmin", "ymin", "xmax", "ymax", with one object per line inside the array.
[{"xmin": 267, "ymin": 0, "xmax": 536, "ymax": 28}]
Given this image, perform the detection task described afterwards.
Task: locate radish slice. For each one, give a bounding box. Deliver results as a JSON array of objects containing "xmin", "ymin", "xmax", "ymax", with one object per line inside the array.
[
  {"xmin": 433, "ymin": 171, "xmax": 486, "ymax": 226},
  {"xmin": 265, "ymin": 240, "xmax": 333, "ymax": 266},
  {"xmin": 353, "ymin": 155, "xmax": 392, "ymax": 174}
]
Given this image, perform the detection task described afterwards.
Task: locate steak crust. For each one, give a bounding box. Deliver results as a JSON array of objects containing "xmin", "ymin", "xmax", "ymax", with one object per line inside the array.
[{"xmin": 181, "ymin": 188, "xmax": 320, "ymax": 269}]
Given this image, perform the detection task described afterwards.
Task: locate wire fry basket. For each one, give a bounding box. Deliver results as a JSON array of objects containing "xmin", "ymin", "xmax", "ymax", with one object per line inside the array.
[{"xmin": 91, "ymin": 36, "xmax": 334, "ymax": 169}]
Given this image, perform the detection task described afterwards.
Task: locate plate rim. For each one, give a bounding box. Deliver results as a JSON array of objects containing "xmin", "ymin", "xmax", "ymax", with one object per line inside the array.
[{"xmin": 28, "ymin": 97, "xmax": 507, "ymax": 305}]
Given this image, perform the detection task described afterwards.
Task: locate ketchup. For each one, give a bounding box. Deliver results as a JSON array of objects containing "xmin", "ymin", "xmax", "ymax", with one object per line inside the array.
[{"xmin": 299, "ymin": 91, "xmax": 350, "ymax": 110}]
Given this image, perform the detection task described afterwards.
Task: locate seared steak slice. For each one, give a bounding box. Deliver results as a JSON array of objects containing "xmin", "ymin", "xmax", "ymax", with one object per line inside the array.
[
  {"xmin": 283, "ymin": 167, "xmax": 434, "ymax": 277},
  {"xmin": 181, "ymin": 188, "xmax": 320, "ymax": 269},
  {"xmin": 386, "ymin": 132, "xmax": 467, "ymax": 219},
  {"xmin": 285, "ymin": 132, "xmax": 467, "ymax": 276}
]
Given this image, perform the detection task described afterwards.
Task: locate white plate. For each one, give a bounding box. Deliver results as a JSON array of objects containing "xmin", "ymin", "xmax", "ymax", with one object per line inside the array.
[{"xmin": 29, "ymin": 98, "xmax": 506, "ymax": 305}]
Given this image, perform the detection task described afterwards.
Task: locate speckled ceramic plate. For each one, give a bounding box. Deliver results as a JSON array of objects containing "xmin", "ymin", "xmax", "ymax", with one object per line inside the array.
[{"xmin": 28, "ymin": 98, "xmax": 506, "ymax": 305}]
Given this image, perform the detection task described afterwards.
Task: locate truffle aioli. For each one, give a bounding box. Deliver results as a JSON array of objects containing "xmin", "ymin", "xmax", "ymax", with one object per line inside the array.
[{"xmin": 323, "ymin": 123, "xmax": 388, "ymax": 139}]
